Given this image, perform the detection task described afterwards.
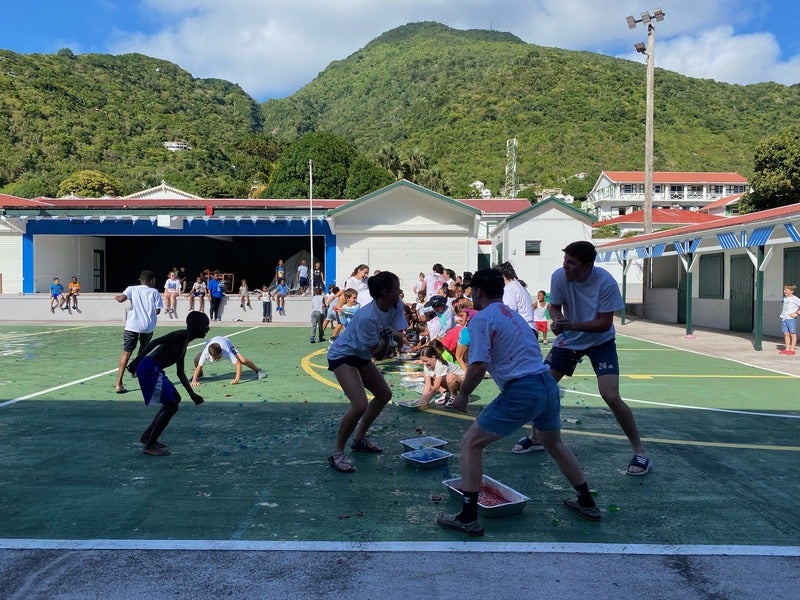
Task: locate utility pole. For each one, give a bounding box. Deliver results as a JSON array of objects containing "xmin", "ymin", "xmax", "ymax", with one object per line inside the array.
[{"xmin": 627, "ymin": 7, "xmax": 665, "ymax": 234}]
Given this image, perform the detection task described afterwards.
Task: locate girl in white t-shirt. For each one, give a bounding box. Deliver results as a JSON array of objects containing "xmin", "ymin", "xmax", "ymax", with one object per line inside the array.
[
  {"xmin": 239, "ymin": 279, "xmax": 251, "ymax": 309},
  {"xmin": 414, "ymin": 345, "xmax": 464, "ymax": 407}
]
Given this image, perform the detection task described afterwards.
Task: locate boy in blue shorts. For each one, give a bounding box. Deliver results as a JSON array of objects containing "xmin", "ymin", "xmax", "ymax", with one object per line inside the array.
[
  {"xmin": 50, "ymin": 277, "xmax": 66, "ymax": 312},
  {"xmin": 779, "ymin": 283, "xmax": 800, "ymax": 355},
  {"xmin": 439, "ymin": 268, "xmax": 599, "ymax": 536},
  {"xmin": 127, "ymin": 311, "xmax": 210, "ymax": 456}
]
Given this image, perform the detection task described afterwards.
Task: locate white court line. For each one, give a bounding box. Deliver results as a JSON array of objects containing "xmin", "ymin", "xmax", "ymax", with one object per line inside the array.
[
  {"xmin": 0, "ymin": 538, "xmax": 798, "ymax": 556},
  {"xmin": 565, "ymin": 389, "xmax": 800, "ymax": 419},
  {"xmin": 0, "ymin": 327, "xmax": 261, "ymax": 408}
]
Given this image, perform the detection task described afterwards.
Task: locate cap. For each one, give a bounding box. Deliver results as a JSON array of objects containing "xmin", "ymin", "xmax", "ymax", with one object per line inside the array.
[{"xmin": 425, "ymin": 295, "xmax": 447, "ymax": 308}]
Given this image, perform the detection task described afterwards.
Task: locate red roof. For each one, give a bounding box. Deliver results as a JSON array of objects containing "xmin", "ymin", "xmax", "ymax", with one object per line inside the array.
[
  {"xmin": 460, "ymin": 199, "xmax": 532, "ymax": 214},
  {"xmin": 0, "ymin": 194, "xmax": 53, "ymax": 208},
  {"xmin": 698, "ymin": 193, "xmax": 744, "ymax": 213},
  {"xmin": 597, "ymin": 202, "xmax": 800, "ymax": 249},
  {"xmin": 602, "ymin": 171, "xmax": 748, "ymax": 184},
  {"xmin": 593, "ymin": 209, "xmax": 721, "ymax": 227},
  {"xmin": 11, "ymin": 197, "xmax": 350, "ymax": 210}
]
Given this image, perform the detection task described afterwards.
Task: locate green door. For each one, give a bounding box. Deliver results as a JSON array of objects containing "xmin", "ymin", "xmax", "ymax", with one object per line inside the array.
[{"xmin": 729, "ymin": 254, "xmax": 754, "ymax": 332}]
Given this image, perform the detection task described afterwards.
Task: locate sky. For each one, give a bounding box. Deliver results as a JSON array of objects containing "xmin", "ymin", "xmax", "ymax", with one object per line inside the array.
[{"xmin": 2, "ymin": 0, "xmax": 799, "ymax": 101}]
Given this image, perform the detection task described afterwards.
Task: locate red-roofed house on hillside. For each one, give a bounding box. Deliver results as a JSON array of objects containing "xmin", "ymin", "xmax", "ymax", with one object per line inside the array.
[
  {"xmin": 586, "ymin": 171, "xmax": 749, "ymax": 220},
  {"xmin": 698, "ymin": 193, "xmax": 745, "ymax": 218},
  {"xmin": 593, "ymin": 208, "xmax": 722, "ymax": 236}
]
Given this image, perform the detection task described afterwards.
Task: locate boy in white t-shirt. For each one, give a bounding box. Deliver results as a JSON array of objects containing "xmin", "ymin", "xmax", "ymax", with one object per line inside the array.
[
  {"xmin": 191, "ymin": 335, "xmax": 265, "ymax": 385},
  {"xmin": 779, "ymin": 283, "xmax": 800, "ymax": 355},
  {"xmin": 533, "ymin": 290, "xmax": 550, "ymax": 344},
  {"xmin": 114, "ymin": 270, "xmax": 163, "ymax": 394}
]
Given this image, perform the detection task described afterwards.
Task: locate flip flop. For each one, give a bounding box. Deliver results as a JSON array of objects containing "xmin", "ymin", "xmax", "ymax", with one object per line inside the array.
[{"xmin": 115, "ymin": 387, "xmax": 128, "ymax": 394}]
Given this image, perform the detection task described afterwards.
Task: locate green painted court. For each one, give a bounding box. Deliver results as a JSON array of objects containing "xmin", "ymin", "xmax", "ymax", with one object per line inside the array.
[{"xmin": 1, "ymin": 322, "xmax": 799, "ymax": 547}]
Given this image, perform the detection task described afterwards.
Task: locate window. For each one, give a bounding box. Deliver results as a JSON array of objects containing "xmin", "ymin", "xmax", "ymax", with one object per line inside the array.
[
  {"xmin": 525, "ymin": 240, "xmax": 541, "ymax": 256},
  {"xmin": 687, "ymin": 185, "xmax": 703, "ymax": 198},
  {"xmin": 711, "ymin": 185, "xmax": 724, "ymax": 195},
  {"xmin": 730, "ymin": 185, "xmax": 747, "ymax": 194},
  {"xmin": 699, "ymin": 253, "xmax": 724, "ymax": 299},
  {"xmin": 669, "ymin": 185, "xmax": 683, "ymax": 200},
  {"xmin": 621, "ymin": 184, "xmax": 635, "ymax": 194}
]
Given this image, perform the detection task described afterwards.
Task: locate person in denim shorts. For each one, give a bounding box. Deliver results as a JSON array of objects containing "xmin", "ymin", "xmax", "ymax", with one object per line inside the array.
[{"xmin": 436, "ymin": 268, "xmax": 600, "ymax": 537}]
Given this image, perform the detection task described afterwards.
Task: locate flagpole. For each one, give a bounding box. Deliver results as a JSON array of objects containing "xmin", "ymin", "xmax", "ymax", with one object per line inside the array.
[{"xmin": 309, "ymin": 160, "xmax": 314, "ymax": 298}]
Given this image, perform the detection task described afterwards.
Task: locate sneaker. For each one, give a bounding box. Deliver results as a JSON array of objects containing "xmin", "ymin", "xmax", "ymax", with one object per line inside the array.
[
  {"xmin": 350, "ymin": 436, "xmax": 383, "ymax": 453},
  {"xmin": 785, "ymin": 350, "xmax": 796, "ymax": 356},
  {"xmin": 319, "ymin": 337, "xmax": 326, "ymax": 342},
  {"xmin": 310, "ymin": 338, "xmax": 316, "ymax": 343},
  {"xmin": 436, "ymin": 513, "xmax": 484, "ymax": 536},
  {"xmin": 434, "ymin": 392, "xmax": 450, "ymax": 405},
  {"xmin": 563, "ymin": 498, "xmax": 601, "ymax": 522},
  {"xmin": 511, "ymin": 436, "xmax": 545, "ymax": 454},
  {"xmin": 257, "ymin": 369, "xmax": 266, "ymax": 379}
]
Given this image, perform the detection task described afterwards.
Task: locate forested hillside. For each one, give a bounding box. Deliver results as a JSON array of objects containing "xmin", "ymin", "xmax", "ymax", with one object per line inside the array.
[
  {"xmin": 3, "ymin": 22, "xmax": 800, "ymax": 200},
  {"xmin": 0, "ymin": 49, "xmax": 262, "ymax": 197},
  {"xmin": 262, "ymin": 22, "xmax": 800, "ymax": 194}
]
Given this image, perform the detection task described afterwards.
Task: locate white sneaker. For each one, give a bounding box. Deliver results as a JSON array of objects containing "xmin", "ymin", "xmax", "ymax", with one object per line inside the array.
[{"xmin": 257, "ymin": 369, "xmax": 266, "ymax": 379}]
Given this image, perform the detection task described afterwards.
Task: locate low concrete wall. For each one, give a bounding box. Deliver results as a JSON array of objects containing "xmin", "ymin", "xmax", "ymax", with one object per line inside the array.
[{"xmin": 0, "ymin": 294, "xmax": 313, "ymax": 326}]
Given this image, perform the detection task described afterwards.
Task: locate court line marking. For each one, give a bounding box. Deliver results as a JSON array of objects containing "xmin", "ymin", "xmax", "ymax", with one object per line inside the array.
[
  {"xmin": 0, "ymin": 327, "xmax": 260, "ymax": 408},
  {"xmin": 1, "ymin": 538, "xmax": 798, "ymax": 556},
  {"xmin": 299, "ymin": 352, "xmax": 800, "ymax": 450},
  {"xmin": 618, "ymin": 333, "xmax": 800, "ymax": 378},
  {"xmin": 0, "ymin": 325, "xmax": 94, "ymax": 339}
]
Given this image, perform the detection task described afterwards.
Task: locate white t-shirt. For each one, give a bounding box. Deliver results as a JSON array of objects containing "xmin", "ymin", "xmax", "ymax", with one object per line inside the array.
[
  {"xmin": 427, "ymin": 306, "xmax": 455, "ymax": 340},
  {"xmin": 198, "ymin": 336, "xmax": 239, "ymax": 366},
  {"xmin": 533, "ymin": 300, "xmax": 548, "ymax": 322},
  {"xmin": 424, "ymin": 358, "xmax": 465, "ymax": 379},
  {"xmin": 311, "ymin": 294, "xmax": 324, "ymax": 312},
  {"xmin": 122, "ymin": 284, "xmax": 163, "ymax": 333},
  {"xmin": 467, "ymin": 300, "xmax": 547, "ymax": 388},
  {"xmin": 164, "ymin": 278, "xmax": 181, "ymax": 293},
  {"xmin": 424, "ymin": 272, "xmax": 446, "ymax": 297},
  {"xmin": 503, "ymin": 279, "xmax": 536, "ymax": 329},
  {"xmin": 780, "ymin": 295, "xmax": 800, "ymax": 320},
  {"xmin": 328, "ymin": 299, "xmax": 408, "ymax": 361},
  {"xmin": 549, "ymin": 266, "xmax": 623, "ymax": 351},
  {"xmin": 343, "ymin": 276, "xmax": 372, "ymax": 306}
]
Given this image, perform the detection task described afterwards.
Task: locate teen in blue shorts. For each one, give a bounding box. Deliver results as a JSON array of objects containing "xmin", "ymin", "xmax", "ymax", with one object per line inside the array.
[{"xmin": 437, "ymin": 269, "xmax": 599, "ymax": 536}]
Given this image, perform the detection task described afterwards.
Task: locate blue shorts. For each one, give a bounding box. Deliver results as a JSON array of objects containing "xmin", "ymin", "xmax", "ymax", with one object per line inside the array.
[
  {"xmin": 135, "ymin": 355, "xmax": 179, "ymax": 405},
  {"xmin": 544, "ymin": 338, "xmax": 620, "ymax": 377},
  {"xmin": 782, "ymin": 319, "xmax": 797, "ymax": 334},
  {"xmin": 476, "ymin": 372, "xmax": 561, "ymax": 437}
]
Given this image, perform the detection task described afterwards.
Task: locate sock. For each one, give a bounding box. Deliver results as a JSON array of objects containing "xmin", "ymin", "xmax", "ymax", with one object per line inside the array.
[
  {"xmin": 574, "ymin": 482, "xmax": 596, "ymax": 508},
  {"xmin": 457, "ymin": 491, "xmax": 479, "ymax": 523}
]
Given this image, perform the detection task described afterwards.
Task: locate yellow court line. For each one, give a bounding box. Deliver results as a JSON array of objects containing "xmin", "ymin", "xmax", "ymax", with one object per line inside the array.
[{"xmin": 300, "ymin": 352, "xmax": 800, "ymax": 453}]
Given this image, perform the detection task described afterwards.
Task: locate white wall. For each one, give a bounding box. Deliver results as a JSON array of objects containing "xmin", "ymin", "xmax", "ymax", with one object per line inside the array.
[
  {"xmin": 34, "ymin": 235, "xmax": 105, "ymax": 293},
  {"xmin": 0, "ymin": 228, "xmax": 23, "ymax": 294}
]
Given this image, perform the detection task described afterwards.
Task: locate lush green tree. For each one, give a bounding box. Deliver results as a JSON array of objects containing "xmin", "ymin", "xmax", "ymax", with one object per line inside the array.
[
  {"xmin": 265, "ymin": 132, "xmax": 357, "ymax": 199},
  {"xmin": 343, "ymin": 155, "xmax": 394, "ymax": 198},
  {"xmin": 57, "ymin": 170, "xmax": 122, "ymax": 197},
  {"xmin": 744, "ymin": 125, "xmax": 800, "ymax": 212}
]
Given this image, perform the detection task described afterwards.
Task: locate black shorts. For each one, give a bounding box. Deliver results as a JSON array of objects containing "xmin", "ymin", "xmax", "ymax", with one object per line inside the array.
[
  {"xmin": 544, "ymin": 339, "xmax": 619, "ymax": 377},
  {"xmin": 327, "ymin": 355, "xmax": 372, "ymax": 371},
  {"xmin": 123, "ymin": 330, "xmax": 153, "ymax": 353}
]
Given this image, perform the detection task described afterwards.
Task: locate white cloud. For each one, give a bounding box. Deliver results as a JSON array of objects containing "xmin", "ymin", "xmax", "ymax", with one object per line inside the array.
[{"xmin": 106, "ymin": 0, "xmax": 800, "ymax": 100}]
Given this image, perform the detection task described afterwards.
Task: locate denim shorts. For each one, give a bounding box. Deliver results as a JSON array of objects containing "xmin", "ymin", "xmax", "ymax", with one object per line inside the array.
[
  {"xmin": 544, "ymin": 338, "xmax": 619, "ymax": 377},
  {"xmin": 476, "ymin": 372, "xmax": 561, "ymax": 437},
  {"xmin": 782, "ymin": 319, "xmax": 797, "ymax": 334}
]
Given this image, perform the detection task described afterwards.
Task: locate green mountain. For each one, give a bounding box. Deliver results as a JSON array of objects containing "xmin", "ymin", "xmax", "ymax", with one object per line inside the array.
[
  {"xmin": 261, "ymin": 21, "xmax": 800, "ymax": 193},
  {"xmin": 0, "ymin": 49, "xmax": 262, "ymax": 197}
]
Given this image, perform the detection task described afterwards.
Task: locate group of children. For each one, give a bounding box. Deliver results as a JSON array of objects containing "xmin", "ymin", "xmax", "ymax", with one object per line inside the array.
[{"xmin": 49, "ymin": 276, "xmax": 80, "ymax": 313}]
